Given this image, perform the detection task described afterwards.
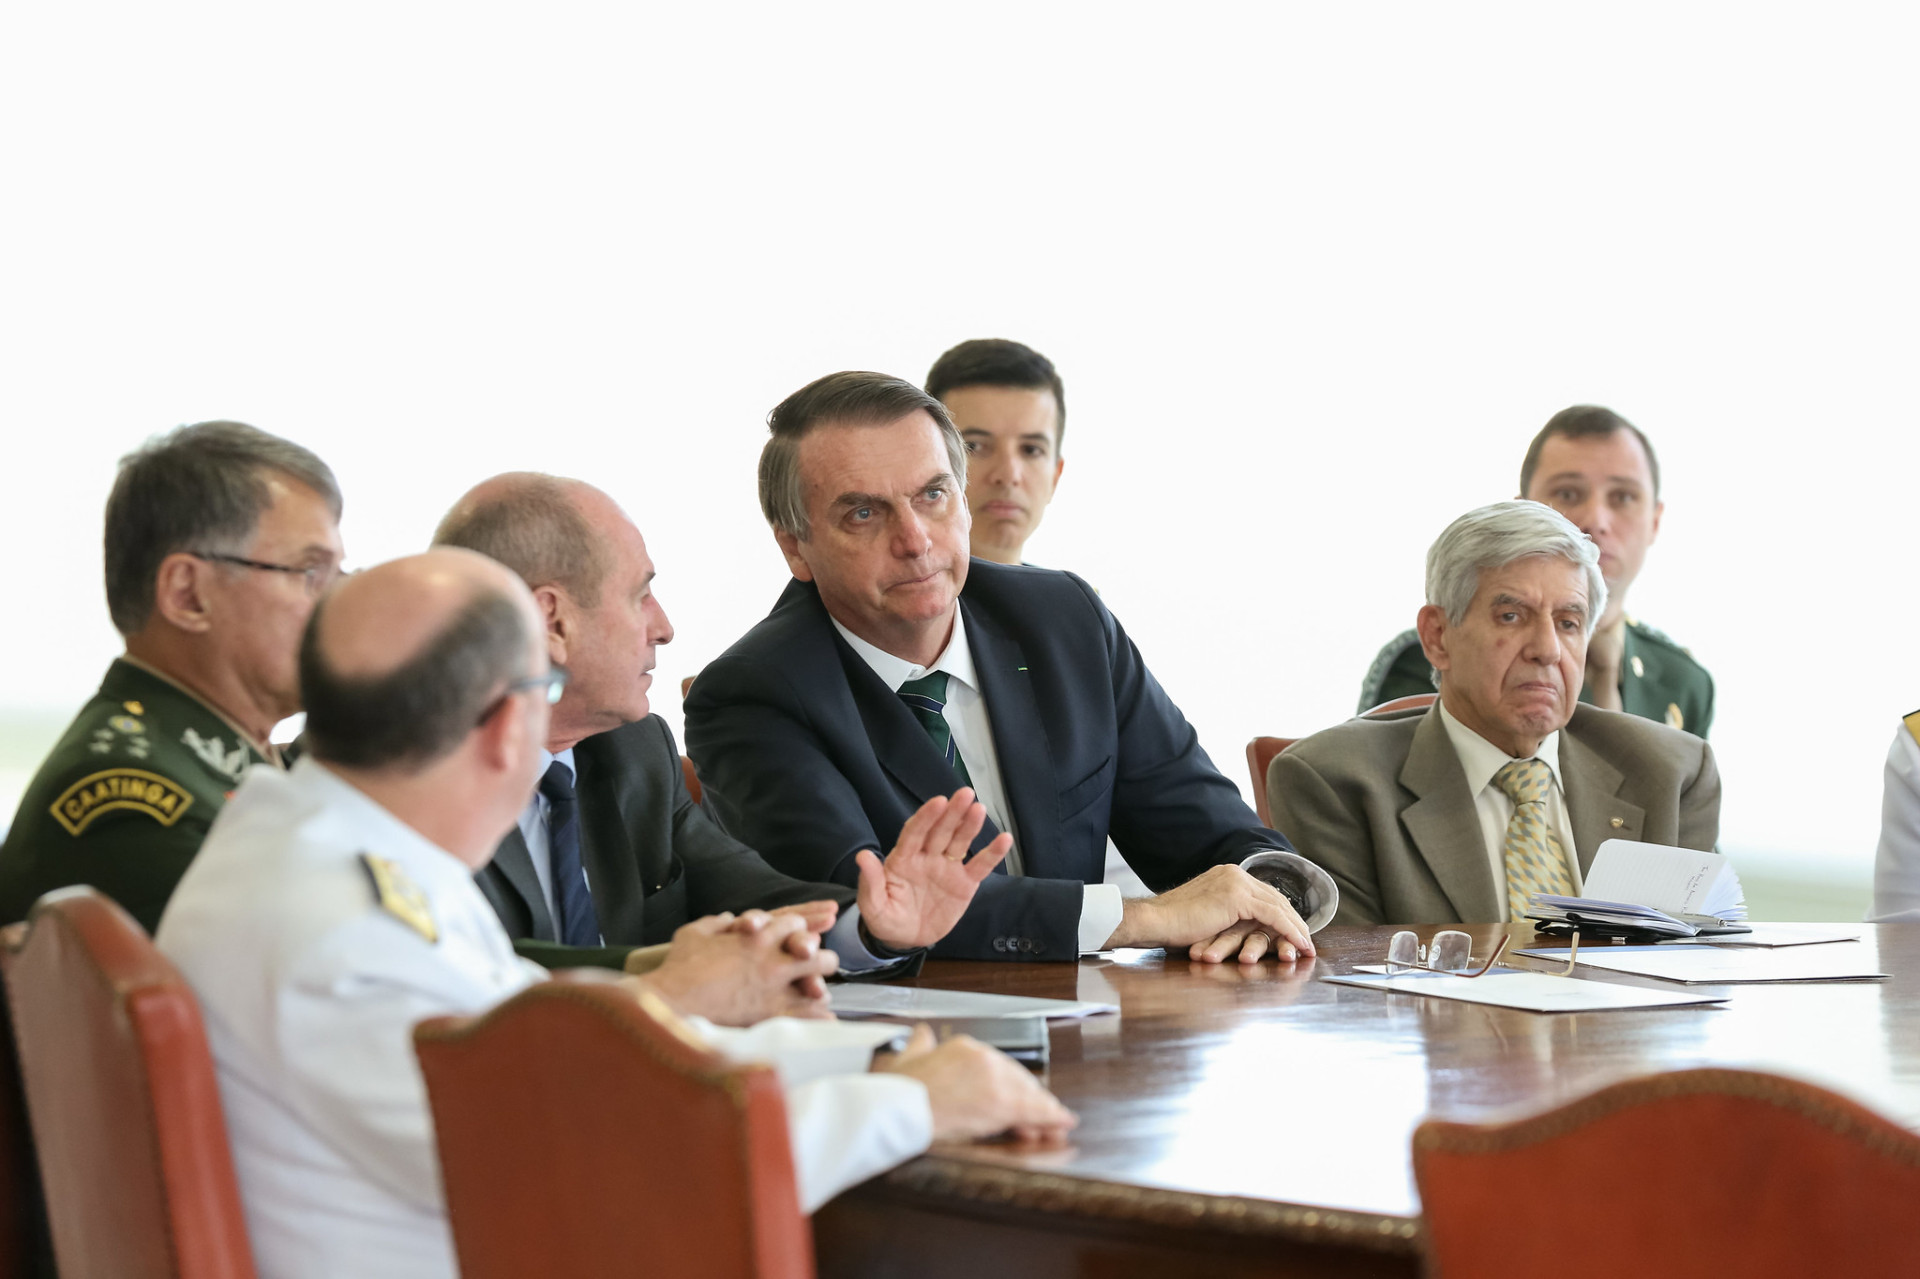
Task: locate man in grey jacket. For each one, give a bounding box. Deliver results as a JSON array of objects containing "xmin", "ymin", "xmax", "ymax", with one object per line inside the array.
[{"xmin": 1270, "ymin": 500, "xmax": 1719, "ymax": 926}]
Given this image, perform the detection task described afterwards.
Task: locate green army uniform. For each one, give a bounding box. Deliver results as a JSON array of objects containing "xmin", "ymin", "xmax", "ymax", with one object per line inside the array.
[
  {"xmin": 1355, "ymin": 617, "xmax": 1716, "ymax": 739},
  {"xmin": 0, "ymin": 658, "xmax": 278, "ymax": 933}
]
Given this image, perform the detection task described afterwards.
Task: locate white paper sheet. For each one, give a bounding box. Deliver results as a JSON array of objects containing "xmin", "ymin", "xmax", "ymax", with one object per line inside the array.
[
  {"xmin": 1514, "ymin": 944, "xmax": 1888, "ymax": 984},
  {"xmin": 828, "ymin": 984, "xmax": 1118, "ymax": 1020},
  {"xmin": 1320, "ymin": 969, "xmax": 1724, "ymax": 1013},
  {"xmin": 1668, "ymin": 924, "xmax": 1862, "ymax": 948}
]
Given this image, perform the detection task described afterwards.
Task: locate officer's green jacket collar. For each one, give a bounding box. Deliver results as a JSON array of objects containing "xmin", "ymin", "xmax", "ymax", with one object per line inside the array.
[{"xmin": 109, "ymin": 656, "xmax": 284, "ymax": 770}]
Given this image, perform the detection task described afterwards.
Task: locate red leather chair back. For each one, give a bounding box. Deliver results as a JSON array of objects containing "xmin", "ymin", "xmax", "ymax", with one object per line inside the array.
[
  {"xmin": 1361, "ymin": 693, "xmax": 1437, "ymax": 718},
  {"xmin": 415, "ymin": 976, "xmax": 812, "ymax": 1279},
  {"xmin": 1248, "ymin": 695, "xmax": 1437, "ymax": 824},
  {"xmin": 681, "ymin": 755, "xmax": 705, "ymax": 806},
  {"xmin": 1413, "ymin": 1067, "xmax": 1920, "ymax": 1279},
  {"xmin": 1244, "ymin": 737, "xmax": 1297, "ymax": 827},
  {"xmin": 2, "ymin": 888, "xmax": 255, "ymax": 1279}
]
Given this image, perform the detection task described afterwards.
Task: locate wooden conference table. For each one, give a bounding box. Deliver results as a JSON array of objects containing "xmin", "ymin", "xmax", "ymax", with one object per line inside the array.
[{"xmin": 812, "ymin": 922, "xmax": 1920, "ymax": 1279}]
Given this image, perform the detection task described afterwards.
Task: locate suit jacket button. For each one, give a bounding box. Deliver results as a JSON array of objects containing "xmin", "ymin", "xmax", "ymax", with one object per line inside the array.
[{"xmin": 993, "ymin": 937, "xmax": 1008, "ymax": 952}]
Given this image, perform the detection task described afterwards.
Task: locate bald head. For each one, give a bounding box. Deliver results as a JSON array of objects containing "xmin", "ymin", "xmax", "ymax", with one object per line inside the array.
[
  {"xmin": 301, "ymin": 549, "xmax": 546, "ymax": 771},
  {"xmin": 433, "ymin": 473, "xmax": 618, "ymax": 606},
  {"xmin": 434, "ymin": 473, "xmax": 672, "ymax": 750}
]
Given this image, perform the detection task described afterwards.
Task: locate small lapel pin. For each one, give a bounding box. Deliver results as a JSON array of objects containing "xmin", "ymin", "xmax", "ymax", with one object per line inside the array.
[{"xmin": 1610, "ymin": 816, "xmax": 1625, "ymax": 828}]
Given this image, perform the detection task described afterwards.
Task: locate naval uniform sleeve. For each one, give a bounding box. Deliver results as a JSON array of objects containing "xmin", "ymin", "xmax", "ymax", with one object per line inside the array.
[
  {"xmin": 1873, "ymin": 723, "xmax": 1920, "ymax": 922},
  {"xmin": 686, "ymin": 1017, "xmax": 932, "ymax": 1212},
  {"xmin": 272, "ymin": 915, "xmax": 529, "ymax": 1211}
]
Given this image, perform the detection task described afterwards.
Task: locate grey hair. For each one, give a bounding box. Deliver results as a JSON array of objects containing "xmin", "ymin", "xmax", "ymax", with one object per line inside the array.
[
  {"xmin": 1425, "ymin": 500, "xmax": 1608, "ymax": 635},
  {"xmin": 104, "ymin": 421, "xmax": 342, "ymax": 635},
  {"xmin": 432, "ymin": 474, "xmax": 610, "ymax": 608},
  {"xmin": 759, "ymin": 371, "xmax": 968, "ymax": 541},
  {"xmin": 301, "ymin": 585, "xmax": 534, "ymax": 771}
]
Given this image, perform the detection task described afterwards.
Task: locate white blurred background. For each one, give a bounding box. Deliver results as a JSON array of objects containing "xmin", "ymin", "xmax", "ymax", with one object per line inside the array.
[{"xmin": 2, "ymin": 3, "xmax": 1914, "ymax": 916}]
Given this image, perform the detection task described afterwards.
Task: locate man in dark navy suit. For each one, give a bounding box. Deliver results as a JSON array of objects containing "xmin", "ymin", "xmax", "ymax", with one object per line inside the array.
[{"xmin": 684, "ymin": 372, "xmax": 1331, "ymax": 963}]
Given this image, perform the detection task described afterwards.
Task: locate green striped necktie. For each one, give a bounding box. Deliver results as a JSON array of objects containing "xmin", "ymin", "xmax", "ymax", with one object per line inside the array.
[{"xmin": 898, "ymin": 671, "xmax": 974, "ymax": 789}]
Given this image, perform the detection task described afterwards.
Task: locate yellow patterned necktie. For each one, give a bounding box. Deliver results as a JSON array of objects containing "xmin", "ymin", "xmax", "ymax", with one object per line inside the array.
[{"xmin": 1493, "ymin": 758, "xmax": 1575, "ymax": 921}]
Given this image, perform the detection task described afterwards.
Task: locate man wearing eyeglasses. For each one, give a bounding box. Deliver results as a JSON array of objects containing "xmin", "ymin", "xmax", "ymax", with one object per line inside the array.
[{"xmin": 0, "ymin": 421, "xmax": 345, "ymax": 932}]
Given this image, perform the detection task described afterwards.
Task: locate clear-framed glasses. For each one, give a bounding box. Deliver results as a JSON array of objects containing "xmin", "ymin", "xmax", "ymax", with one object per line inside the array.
[
  {"xmin": 1376, "ymin": 929, "xmax": 1580, "ymax": 978},
  {"xmin": 190, "ymin": 551, "xmax": 342, "ymax": 598},
  {"xmin": 1383, "ymin": 930, "xmax": 1512, "ymax": 978},
  {"xmin": 477, "ymin": 666, "xmax": 570, "ymax": 725}
]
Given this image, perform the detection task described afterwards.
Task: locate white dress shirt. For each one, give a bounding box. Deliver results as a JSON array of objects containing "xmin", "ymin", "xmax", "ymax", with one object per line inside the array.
[
  {"xmin": 1437, "ymin": 700, "xmax": 1583, "ymax": 921},
  {"xmin": 514, "ymin": 745, "xmax": 884, "ymax": 969},
  {"xmin": 1871, "ymin": 720, "xmax": 1920, "ymax": 922},
  {"xmin": 832, "ymin": 614, "xmax": 1127, "ymax": 952},
  {"xmin": 158, "ymin": 758, "xmax": 932, "ymax": 1279}
]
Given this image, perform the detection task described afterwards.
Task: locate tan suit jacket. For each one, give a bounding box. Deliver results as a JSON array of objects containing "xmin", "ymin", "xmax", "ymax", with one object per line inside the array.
[{"xmin": 1267, "ymin": 703, "xmax": 1721, "ymax": 926}]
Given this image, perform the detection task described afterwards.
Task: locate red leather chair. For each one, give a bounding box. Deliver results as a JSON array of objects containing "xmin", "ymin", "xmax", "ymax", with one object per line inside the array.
[
  {"xmin": 1413, "ymin": 1067, "xmax": 1920, "ymax": 1279},
  {"xmin": 1360, "ymin": 693, "xmax": 1437, "ymax": 718},
  {"xmin": 415, "ymin": 975, "xmax": 812, "ymax": 1279},
  {"xmin": 1247, "ymin": 694, "xmax": 1437, "ymax": 825},
  {"xmin": 682, "ymin": 755, "xmax": 705, "ymax": 806},
  {"xmin": 1244, "ymin": 737, "xmax": 1297, "ymax": 827},
  {"xmin": 2, "ymin": 888, "xmax": 255, "ymax": 1279}
]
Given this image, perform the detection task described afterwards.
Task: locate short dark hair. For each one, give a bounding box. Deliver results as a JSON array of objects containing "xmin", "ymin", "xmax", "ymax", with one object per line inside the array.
[
  {"xmin": 925, "ymin": 339, "xmax": 1066, "ymax": 448},
  {"xmin": 300, "ymin": 587, "xmax": 531, "ymax": 771},
  {"xmin": 432, "ymin": 475, "xmax": 609, "ymax": 607},
  {"xmin": 1519, "ymin": 406, "xmax": 1661, "ymax": 499},
  {"xmin": 104, "ymin": 421, "xmax": 342, "ymax": 635},
  {"xmin": 759, "ymin": 371, "xmax": 965, "ymax": 541}
]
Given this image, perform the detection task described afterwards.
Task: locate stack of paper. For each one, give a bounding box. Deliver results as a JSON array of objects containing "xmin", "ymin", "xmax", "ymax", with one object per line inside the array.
[
  {"xmin": 1321, "ymin": 969, "xmax": 1725, "ymax": 1013},
  {"xmin": 1512, "ymin": 944, "xmax": 1888, "ymax": 984},
  {"xmin": 1530, "ymin": 839, "xmax": 1746, "ymax": 937}
]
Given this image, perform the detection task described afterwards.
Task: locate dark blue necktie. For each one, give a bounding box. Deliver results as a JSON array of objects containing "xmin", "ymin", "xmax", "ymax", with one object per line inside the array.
[{"xmin": 540, "ymin": 760, "xmax": 600, "ymax": 947}]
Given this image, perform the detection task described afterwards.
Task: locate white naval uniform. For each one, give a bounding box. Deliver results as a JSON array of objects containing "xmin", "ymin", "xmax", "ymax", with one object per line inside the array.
[
  {"xmin": 1872, "ymin": 716, "xmax": 1920, "ymax": 922},
  {"xmin": 157, "ymin": 757, "xmax": 932, "ymax": 1279}
]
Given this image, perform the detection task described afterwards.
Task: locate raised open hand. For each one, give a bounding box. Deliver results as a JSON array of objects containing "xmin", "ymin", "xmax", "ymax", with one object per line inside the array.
[{"xmin": 856, "ymin": 789, "xmax": 1011, "ymax": 951}]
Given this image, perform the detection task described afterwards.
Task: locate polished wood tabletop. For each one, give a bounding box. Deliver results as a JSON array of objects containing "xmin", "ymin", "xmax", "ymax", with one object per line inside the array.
[{"xmin": 815, "ymin": 923, "xmax": 1919, "ymax": 1278}]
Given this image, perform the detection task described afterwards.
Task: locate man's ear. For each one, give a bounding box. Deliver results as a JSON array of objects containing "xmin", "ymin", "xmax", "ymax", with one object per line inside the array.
[
  {"xmin": 532, "ymin": 584, "xmax": 572, "ymax": 665},
  {"xmin": 475, "ymin": 688, "xmax": 527, "ymax": 773},
  {"xmin": 773, "ymin": 529, "xmax": 814, "ymax": 583},
  {"xmin": 150, "ymin": 553, "xmax": 217, "ymax": 634},
  {"xmin": 1415, "ymin": 603, "xmax": 1451, "ymax": 676},
  {"xmin": 1649, "ymin": 499, "xmax": 1665, "ymax": 544},
  {"xmin": 1050, "ymin": 455, "xmax": 1066, "ymax": 491}
]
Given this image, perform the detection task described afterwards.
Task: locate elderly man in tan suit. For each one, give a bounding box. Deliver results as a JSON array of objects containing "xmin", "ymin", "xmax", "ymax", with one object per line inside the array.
[{"xmin": 1269, "ymin": 500, "xmax": 1720, "ymax": 926}]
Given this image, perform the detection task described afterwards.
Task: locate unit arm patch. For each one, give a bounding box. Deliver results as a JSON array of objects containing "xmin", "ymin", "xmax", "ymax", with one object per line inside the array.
[{"xmin": 50, "ymin": 769, "xmax": 195, "ymax": 836}]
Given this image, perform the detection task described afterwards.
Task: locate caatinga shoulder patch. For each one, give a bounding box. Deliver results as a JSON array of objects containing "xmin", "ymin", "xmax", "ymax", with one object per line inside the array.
[
  {"xmin": 50, "ymin": 769, "xmax": 194, "ymax": 836},
  {"xmin": 360, "ymin": 853, "xmax": 438, "ymax": 943},
  {"xmin": 1903, "ymin": 708, "xmax": 1920, "ymax": 749}
]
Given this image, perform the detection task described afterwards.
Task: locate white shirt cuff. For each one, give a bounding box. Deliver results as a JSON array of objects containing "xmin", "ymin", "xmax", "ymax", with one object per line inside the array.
[
  {"xmin": 1077, "ymin": 883, "xmax": 1125, "ymax": 953},
  {"xmin": 822, "ymin": 905, "xmax": 889, "ymax": 973},
  {"xmin": 1239, "ymin": 849, "xmax": 1340, "ymax": 932}
]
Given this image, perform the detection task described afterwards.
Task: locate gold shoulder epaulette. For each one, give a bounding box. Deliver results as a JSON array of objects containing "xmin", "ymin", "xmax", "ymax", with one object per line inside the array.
[
  {"xmin": 360, "ymin": 853, "xmax": 438, "ymax": 944},
  {"xmin": 1904, "ymin": 709, "xmax": 1920, "ymax": 748}
]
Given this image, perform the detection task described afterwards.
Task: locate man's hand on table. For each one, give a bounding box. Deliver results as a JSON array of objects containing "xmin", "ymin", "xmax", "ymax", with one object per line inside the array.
[
  {"xmin": 636, "ymin": 910, "xmax": 839, "ymax": 1026},
  {"xmin": 1103, "ymin": 864, "xmax": 1315, "ymax": 963},
  {"xmin": 855, "ymin": 788, "xmax": 1012, "ymax": 950},
  {"xmin": 877, "ymin": 1024, "xmax": 1076, "ymax": 1145}
]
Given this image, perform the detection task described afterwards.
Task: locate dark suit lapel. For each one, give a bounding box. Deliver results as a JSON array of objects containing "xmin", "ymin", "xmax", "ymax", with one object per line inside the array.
[
  {"xmin": 1560, "ymin": 711, "xmax": 1643, "ymax": 872},
  {"xmin": 487, "ymin": 825, "xmax": 557, "ymax": 942},
  {"xmin": 1398, "ymin": 709, "xmax": 1503, "ymax": 921},
  {"xmin": 834, "ymin": 625, "xmax": 1005, "ymax": 856},
  {"xmin": 965, "ymin": 602, "xmax": 1057, "ymax": 875}
]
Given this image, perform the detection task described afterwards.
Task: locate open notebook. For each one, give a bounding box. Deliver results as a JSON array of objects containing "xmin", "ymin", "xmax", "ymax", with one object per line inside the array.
[{"xmin": 1530, "ymin": 839, "xmax": 1746, "ymax": 938}]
